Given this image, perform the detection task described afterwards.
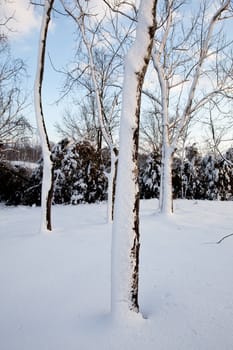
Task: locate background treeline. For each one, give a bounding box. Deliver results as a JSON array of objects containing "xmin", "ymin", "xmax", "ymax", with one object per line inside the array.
[{"xmin": 0, "ymin": 139, "xmax": 233, "ymax": 206}]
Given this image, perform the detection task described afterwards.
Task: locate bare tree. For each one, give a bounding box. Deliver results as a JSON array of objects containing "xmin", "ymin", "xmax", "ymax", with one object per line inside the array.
[
  {"xmin": 111, "ymin": 0, "xmax": 157, "ymax": 316},
  {"xmin": 34, "ymin": 0, "xmax": 55, "ymax": 232},
  {"xmin": 152, "ymin": 0, "xmax": 233, "ymax": 214}
]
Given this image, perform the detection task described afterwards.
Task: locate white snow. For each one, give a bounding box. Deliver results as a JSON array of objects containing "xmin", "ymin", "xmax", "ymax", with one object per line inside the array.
[{"xmin": 0, "ymin": 199, "xmax": 233, "ymax": 350}]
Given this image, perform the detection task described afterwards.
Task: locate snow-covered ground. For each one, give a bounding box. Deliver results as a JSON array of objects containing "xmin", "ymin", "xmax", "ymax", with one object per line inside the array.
[{"xmin": 0, "ymin": 199, "xmax": 232, "ymax": 350}]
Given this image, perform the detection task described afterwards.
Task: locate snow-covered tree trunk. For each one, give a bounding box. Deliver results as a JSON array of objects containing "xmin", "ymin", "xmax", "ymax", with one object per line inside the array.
[
  {"xmin": 111, "ymin": 0, "xmax": 157, "ymax": 317},
  {"xmin": 34, "ymin": 0, "xmax": 54, "ymax": 232},
  {"xmin": 152, "ymin": 44, "xmax": 173, "ymax": 214},
  {"xmin": 159, "ymin": 146, "xmax": 173, "ymax": 214}
]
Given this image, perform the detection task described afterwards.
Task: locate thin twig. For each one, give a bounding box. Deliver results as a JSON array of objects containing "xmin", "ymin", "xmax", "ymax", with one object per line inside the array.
[{"xmin": 102, "ymin": 0, "xmax": 137, "ymax": 22}]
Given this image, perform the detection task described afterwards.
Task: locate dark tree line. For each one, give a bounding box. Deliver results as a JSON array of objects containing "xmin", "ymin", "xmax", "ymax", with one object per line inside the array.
[
  {"xmin": 1, "ymin": 140, "xmax": 233, "ymax": 206},
  {"xmin": 0, "ymin": 141, "xmax": 41, "ymax": 163}
]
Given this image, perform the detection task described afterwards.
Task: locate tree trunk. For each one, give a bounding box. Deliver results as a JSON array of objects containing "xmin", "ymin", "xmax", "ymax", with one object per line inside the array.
[
  {"xmin": 111, "ymin": 0, "xmax": 157, "ymax": 317},
  {"xmin": 34, "ymin": 0, "xmax": 54, "ymax": 232}
]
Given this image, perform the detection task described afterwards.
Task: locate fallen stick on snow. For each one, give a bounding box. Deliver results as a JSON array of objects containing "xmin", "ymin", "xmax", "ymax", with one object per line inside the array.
[{"xmin": 216, "ymin": 233, "xmax": 233, "ymax": 244}]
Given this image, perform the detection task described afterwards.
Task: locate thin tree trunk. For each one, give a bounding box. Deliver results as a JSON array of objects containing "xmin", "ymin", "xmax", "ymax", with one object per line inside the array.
[
  {"xmin": 152, "ymin": 39, "xmax": 173, "ymax": 214},
  {"xmin": 34, "ymin": 0, "xmax": 54, "ymax": 232},
  {"xmin": 111, "ymin": 0, "xmax": 157, "ymax": 317},
  {"xmin": 107, "ymin": 148, "xmax": 118, "ymax": 223},
  {"xmin": 111, "ymin": 150, "xmax": 118, "ymax": 222}
]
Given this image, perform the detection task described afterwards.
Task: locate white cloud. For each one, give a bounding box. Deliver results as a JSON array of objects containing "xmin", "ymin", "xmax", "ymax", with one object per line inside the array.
[{"xmin": 1, "ymin": 0, "xmax": 41, "ymax": 39}]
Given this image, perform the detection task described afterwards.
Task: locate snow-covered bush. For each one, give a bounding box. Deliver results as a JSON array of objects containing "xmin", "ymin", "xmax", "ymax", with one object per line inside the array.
[
  {"xmin": 22, "ymin": 139, "xmax": 108, "ymax": 206},
  {"xmin": 181, "ymin": 145, "xmax": 203, "ymax": 200},
  {"xmin": 139, "ymin": 152, "xmax": 161, "ymax": 199},
  {"xmin": 215, "ymin": 159, "xmax": 233, "ymax": 201},
  {"xmin": 52, "ymin": 139, "xmax": 107, "ymax": 204},
  {"xmin": 200, "ymin": 154, "xmax": 219, "ymax": 200}
]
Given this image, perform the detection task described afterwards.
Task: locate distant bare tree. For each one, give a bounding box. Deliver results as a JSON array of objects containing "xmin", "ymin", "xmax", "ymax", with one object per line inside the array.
[
  {"xmin": 204, "ymin": 103, "xmax": 233, "ymax": 165},
  {"xmin": 55, "ymin": 97, "xmax": 99, "ymax": 145},
  {"xmin": 0, "ymin": 35, "xmax": 31, "ymax": 146}
]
